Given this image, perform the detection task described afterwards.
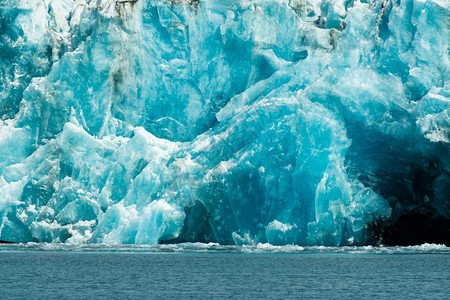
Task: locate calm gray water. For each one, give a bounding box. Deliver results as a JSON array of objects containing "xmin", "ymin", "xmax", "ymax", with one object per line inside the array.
[{"xmin": 0, "ymin": 244, "xmax": 449, "ymax": 299}]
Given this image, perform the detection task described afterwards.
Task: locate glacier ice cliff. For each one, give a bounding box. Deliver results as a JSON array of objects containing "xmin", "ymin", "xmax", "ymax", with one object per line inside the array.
[{"xmin": 0, "ymin": 0, "xmax": 449, "ymax": 246}]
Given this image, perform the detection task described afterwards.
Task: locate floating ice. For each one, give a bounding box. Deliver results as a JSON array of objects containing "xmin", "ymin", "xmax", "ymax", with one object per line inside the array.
[{"xmin": 0, "ymin": 0, "xmax": 449, "ymax": 245}]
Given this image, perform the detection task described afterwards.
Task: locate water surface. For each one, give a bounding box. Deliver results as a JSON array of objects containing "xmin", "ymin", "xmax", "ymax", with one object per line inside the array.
[{"xmin": 0, "ymin": 244, "xmax": 448, "ymax": 299}]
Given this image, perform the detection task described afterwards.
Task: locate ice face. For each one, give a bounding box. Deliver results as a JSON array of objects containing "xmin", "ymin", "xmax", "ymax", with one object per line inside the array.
[{"xmin": 0, "ymin": 0, "xmax": 449, "ymax": 245}]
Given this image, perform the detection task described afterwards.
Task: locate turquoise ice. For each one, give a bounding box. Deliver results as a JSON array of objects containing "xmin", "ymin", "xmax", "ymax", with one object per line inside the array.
[{"xmin": 0, "ymin": 0, "xmax": 449, "ymax": 245}]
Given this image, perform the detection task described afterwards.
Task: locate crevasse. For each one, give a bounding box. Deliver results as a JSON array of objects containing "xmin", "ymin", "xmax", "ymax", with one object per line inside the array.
[{"xmin": 0, "ymin": 0, "xmax": 449, "ymax": 245}]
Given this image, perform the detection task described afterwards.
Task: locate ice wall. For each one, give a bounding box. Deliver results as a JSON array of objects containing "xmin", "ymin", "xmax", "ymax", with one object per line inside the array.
[{"xmin": 0, "ymin": 0, "xmax": 449, "ymax": 245}]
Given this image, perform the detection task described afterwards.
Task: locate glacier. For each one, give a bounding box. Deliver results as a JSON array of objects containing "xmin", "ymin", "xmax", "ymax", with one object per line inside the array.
[{"xmin": 0, "ymin": 0, "xmax": 449, "ymax": 246}]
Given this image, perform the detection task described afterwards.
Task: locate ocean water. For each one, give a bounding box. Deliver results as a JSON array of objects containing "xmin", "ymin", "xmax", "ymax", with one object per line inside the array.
[{"xmin": 0, "ymin": 244, "xmax": 449, "ymax": 299}]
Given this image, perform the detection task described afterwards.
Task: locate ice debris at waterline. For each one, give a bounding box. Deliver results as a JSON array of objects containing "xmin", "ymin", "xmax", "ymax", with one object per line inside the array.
[
  {"xmin": 2, "ymin": 242, "xmax": 450, "ymax": 254},
  {"xmin": 0, "ymin": 0, "xmax": 449, "ymax": 246}
]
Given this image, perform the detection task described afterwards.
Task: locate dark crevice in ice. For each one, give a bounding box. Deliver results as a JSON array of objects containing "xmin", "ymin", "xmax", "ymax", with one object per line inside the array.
[
  {"xmin": 381, "ymin": 213, "xmax": 450, "ymax": 246},
  {"xmin": 0, "ymin": 240, "xmax": 14, "ymax": 244},
  {"xmin": 160, "ymin": 201, "xmax": 217, "ymax": 244}
]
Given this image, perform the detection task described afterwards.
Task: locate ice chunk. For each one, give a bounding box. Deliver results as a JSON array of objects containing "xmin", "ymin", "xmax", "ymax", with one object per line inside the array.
[{"xmin": 0, "ymin": 0, "xmax": 448, "ymax": 246}]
